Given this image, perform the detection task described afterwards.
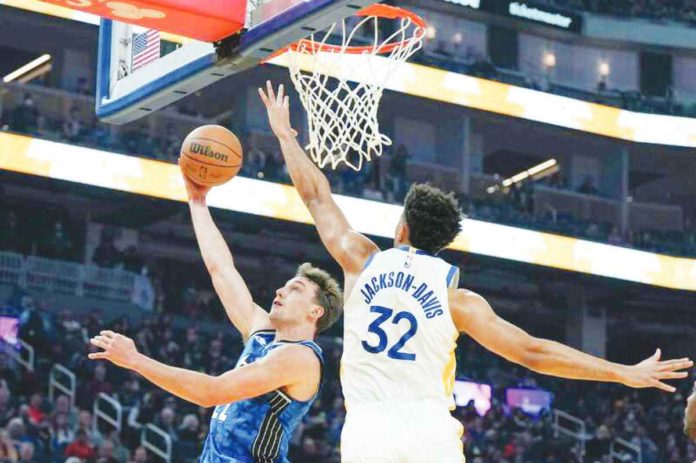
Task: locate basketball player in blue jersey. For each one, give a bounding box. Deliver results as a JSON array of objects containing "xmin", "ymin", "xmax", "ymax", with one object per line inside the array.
[
  {"xmin": 259, "ymin": 81, "xmax": 693, "ymax": 463},
  {"xmin": 89, "ymin": 170, "xmax": 343, "ymax": 463}
]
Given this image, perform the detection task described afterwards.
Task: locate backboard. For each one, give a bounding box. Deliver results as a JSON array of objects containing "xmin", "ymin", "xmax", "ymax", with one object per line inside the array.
[{"xmin": 96, "ymin": 0, "xmax": 373, "ymax": 124}]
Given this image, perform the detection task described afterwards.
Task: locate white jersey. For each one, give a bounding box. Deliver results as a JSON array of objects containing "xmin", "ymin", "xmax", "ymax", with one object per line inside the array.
[{"xmin": 341, "ymin": 246, "xmax": 460, "ymax": 411}]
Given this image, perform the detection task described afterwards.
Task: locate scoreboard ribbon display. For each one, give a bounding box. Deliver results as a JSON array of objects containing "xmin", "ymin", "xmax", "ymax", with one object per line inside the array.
[{"xmin": 1, "ymin": 132, "xmax": 695, "ymax": 292}]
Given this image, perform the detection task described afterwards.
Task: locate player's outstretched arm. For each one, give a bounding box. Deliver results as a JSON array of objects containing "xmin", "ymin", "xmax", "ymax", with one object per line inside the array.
[
  {"xmin": 90, "ymin": 331, "xmax": 319, "ymax": 407},
  {"xmin": 259, "ymin": 81, "xmax": 379, "ymax": 275},
  {"xmin": 449, "ymin": 289, "xmax": 693, "ymax": 392},
  {"xmin": 181, "ymin": 167, "xmax": 270, "ymax": 339}
]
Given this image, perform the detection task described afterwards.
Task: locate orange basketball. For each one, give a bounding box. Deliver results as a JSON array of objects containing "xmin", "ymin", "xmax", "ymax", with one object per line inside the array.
[{"xmin": 179, "ymin": 125, "xmax": 243, "ymax": 186}]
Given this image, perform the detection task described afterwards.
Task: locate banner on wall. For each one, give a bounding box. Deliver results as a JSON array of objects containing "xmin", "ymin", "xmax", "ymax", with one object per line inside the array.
[{"xmin": 442, "ymin": 0, "xmax": 583, "ymax": 32}]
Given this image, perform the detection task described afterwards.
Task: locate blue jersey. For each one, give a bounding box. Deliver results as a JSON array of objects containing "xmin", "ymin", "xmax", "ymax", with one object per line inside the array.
[{"xmin": 199, "ymin": 330, "xmax": 323, "ymax": 463}]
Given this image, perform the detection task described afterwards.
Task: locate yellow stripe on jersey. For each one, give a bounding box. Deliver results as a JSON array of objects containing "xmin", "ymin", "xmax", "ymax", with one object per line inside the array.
[{"xmin": 442, "ymin": 348, "xmax": 457, "ymax": 409}]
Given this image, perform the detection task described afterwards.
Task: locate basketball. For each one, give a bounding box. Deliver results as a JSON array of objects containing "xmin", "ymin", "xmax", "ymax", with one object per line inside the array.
[{"xmin": 179, "ymin": 125, "xmax": 243, "ymax": 186}]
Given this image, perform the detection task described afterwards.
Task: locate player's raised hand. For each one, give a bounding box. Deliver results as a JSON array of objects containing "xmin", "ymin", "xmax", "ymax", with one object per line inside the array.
[
  {"xmin": 179, "ymin": 159, "xmax": 212, "ymax": 203},
  {"xmin": 258, "ymin": 80, "xmax": 297, "ymax": 139},
  {"xmin": 619, "ymin": 348, "xmax": 692, "ymax": 392},
  {"xmin": 89, "ymin": 330, "xmax": 140, "ymax": 370}
]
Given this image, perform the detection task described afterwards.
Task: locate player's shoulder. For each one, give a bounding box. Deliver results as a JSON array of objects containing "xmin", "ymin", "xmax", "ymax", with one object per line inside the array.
[
  {"xmin": 448, "ymin": 287, "xmax": 486, "ymax": 309},
  {"xmin": 268, "ymin": 341, "xmax": 322, "ymax": 367}
]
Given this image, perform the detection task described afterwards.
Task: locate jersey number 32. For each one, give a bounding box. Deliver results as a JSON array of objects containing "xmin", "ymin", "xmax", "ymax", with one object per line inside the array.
[{"xmin": 361, "ymin": 306, "xmax": 418, "ymax": 361}]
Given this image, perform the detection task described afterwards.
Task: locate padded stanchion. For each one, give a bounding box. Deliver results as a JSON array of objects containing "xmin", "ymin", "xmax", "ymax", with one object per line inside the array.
[{"xmin": 36, "ymin": 0, "xmax": 246, "ymax": 41}]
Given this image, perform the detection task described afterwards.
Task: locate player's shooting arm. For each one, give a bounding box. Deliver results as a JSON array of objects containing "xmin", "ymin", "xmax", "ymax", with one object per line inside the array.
[
  {"xmin": 183, "ymin": 169, "xmax": 270, "ymax": 339},
  {"xmin": 90, "ymin": 331, "xmax": 319, "ymax": 407},
  {"xmin": 449, "ymin": 289, "xmax": 692, "ymax": 392},
  {"xmin": 259, "ymin": 81, "xmax": 379, "ymax": 274}
]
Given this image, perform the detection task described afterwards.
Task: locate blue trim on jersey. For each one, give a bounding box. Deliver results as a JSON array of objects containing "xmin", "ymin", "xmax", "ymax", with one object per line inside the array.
[
  {"xmin": 396, "ymin": 245, "xmax": 432, "ymax": 256},
  {"xmin": 362, "ymin": 253, "xmax": 377, "ymax": 270},
  {"xmin": 446, "ymin": 265, "xmax": 459, "ymax": 287}
]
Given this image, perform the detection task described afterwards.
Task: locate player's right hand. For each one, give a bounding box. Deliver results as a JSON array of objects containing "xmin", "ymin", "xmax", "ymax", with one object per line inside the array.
[
  {"xmin": 179, "ymin": 160, "xmax": 211, "ymax": 203},
  {"xmin": 89, "ymin": 330, "xmax": 140, "ymax": 370},
  {"xmin": 619, "ymin": 348, "xmax": 692, "ymax": 392}
]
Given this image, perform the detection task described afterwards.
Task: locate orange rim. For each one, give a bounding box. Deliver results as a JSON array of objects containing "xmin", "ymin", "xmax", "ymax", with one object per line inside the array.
[{"xmin": 286, "ymin": 4, "xmax": 426, "ymax": 56}]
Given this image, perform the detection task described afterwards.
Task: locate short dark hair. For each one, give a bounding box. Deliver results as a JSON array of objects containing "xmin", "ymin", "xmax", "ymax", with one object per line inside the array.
[
  {"xmin": 403, "ymin": 183, "xmax": 462, "ymax": 255},
  {"xmin": 295, "ymin": 263, "xmax": 343, "ymax": 334}
]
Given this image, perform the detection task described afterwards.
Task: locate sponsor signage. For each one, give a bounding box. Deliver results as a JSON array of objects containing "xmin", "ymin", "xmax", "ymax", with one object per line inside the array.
[{"xmin": 442, "ymin": 0, "xmax": 583, "ymax": 32}]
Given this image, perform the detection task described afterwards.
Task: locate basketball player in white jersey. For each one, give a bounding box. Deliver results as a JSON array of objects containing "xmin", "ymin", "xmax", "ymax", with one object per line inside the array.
[{"xmin": 259, "ymin": 81, "xmax": 693, "ymax": 463}]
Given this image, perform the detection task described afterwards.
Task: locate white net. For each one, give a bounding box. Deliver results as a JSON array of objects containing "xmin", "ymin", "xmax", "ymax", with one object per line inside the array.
[{"xmin": 285, "ymin": 7, "xmax": 425, "ymax": 171}]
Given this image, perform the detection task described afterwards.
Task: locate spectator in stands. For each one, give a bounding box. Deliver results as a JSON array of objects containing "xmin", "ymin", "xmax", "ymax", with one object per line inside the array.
[
  {"xmin": 577, "ymin": 175, "xmax": 599, "ymax": 195},
  {"xmin": 0, "ymin": 387, "xmax": 15, "ymax": 429},
  {"xmin": 178, "ymin": 414, "xmax": 199, "ymax": 443},
  {"xmin": 0, "ymin": 428, "xmax": 18, "ymax": 461},
  {"xmin": 106, "ymin": 429, "xmax": 129, "ymax": 463},
  {"xmin": 17, "ymin": 442, "xmax": 34, "ymax": 463},
  {"xmin": 389, "ymin": 144, "xmax": 410, "ymax": 201},
  {"xmin": 38, "ymin": 220, "xmax": 73, "ymax": 260},
  {"xmin": 18, "ymin": 296, "xmax": 51, "ymax": 358},
  {"xmin": 83, "ymin": 363, "xmax": 113, "ymax": 408},
  {"xmin": 158, "ymin": 124, "xmax": 180, "ymax": 162},
  {"xmin": 6, "ymin": 417, "xmax": 31, "ymax": 449},
  {"xmin": 0, "ymin": 210, "xmax": 23, "ymax": 253},
  {"xmin": 76, "ymin": 410, "xmax": 102, "ymax": 448},
  {"xmin": 51, "ymin": 395, "xmax": 76, "ymax": 430},
  {"xmin": 64, "ymin": 429, "xmax": 95, "ymax": 461},
  {"xmin": 62, "ymin": 106, "xmax": 83, "ymax": 143},
  {"xmin": 34, "ymin": 115, "xmax": 56, "ymax": 140},
  {"xmin": 586, "ymin": 424, "xmax": 612, "ymax": 460},
  {"xmin": 74, "ymin": 77, "xmax": 91, "ymax": 96},
  {"xmin": 0, "ymin": 355, "xmax": 18, "ymax": 395},
  {"xmin": 128, "ymin": 446, "xmax": 147, "ymax": 463},
  {"xmin": 127, "ymin": 392, "xmax": 157, "ymax": 433},
  {"xmin": 26, "ymin": 393, "xmax": 44, "ymax": 426},
  {"xmin": 10, "ymin": 94, "xmax": 39, "ymax": 134},
  {"xmin": 93, "ymin": 228, "xmax": 121, "ymax": 268},
  {"xmin": 96, "ymin": 438, "xmax": 119, "ymax": 463},
  {"xmin": 608, "ymin": 226, "xmax": 624, "ymax": 245},
  {"xmin": 124, "ymin": 126, "xmax": 155, "ymax": 159},
  {"xmin": 155, "ymin": 407, "xmax": 177, "ymax": 442},
  {"xmin": 50, "ymin": 412, "xmax": 75, "ymax": 456}
]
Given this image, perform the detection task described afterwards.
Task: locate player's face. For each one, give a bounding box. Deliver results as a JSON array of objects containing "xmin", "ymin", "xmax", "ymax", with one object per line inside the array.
[{"xmin": 270, "ymin": 277, "xmax": 322, "ymax": 328}]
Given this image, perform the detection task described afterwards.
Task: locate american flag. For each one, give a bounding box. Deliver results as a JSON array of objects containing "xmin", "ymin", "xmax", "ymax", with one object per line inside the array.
[{"xmin": 131, "ymin": 29, "xmax": 160, "ymax": 72}]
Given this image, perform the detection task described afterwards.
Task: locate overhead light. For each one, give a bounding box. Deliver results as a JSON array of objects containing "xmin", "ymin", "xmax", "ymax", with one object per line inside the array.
[
  {"xmin": 3, "ymin": 54, "xmax": 52, "ymax": 83},
  {"xmin": 598, "ymin": 61, "xmax": 610, "ymax": 77},
  {"xmin": 487, "ymin": 159, "xmax": 559, "ymax": 194}
]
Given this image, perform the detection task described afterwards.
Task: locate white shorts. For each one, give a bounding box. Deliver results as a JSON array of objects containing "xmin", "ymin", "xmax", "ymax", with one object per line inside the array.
[{"xmin": 341, "ymin": 400, "xmax": 465, "ymax": 463}]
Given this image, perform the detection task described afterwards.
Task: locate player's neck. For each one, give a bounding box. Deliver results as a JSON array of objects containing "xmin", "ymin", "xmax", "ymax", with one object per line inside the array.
[{"xmin": 274, "ymin": 324, "xmax": 315, "ymax": 343}]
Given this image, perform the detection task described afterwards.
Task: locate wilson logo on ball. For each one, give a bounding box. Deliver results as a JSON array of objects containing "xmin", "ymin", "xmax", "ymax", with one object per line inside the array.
[{"xmin": 189, "ymin": 143, "xmax": 229, "ymax": 162}]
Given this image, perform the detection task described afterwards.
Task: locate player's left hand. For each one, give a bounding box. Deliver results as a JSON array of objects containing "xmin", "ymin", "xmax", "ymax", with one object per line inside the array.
[
  {"xmin": 258, "ymin": 80, "xmax": 298, "ymax": 140},
  {"xmin": 89, "ymin": 330, "xmax": 140, "ymax": 370},
  {"xmin": 620, "ymin": 348, "xmax": 692, "ymax": 392}
]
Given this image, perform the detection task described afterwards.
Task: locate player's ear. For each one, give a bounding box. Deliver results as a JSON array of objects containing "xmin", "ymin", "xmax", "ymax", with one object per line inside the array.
[
  {"xmin": 396, "ymin": 220, "xmax": 409, "ymax": 244},
  {"xmin": 312, "ymin": 304, "xmax": 325, "ymax": 322}
]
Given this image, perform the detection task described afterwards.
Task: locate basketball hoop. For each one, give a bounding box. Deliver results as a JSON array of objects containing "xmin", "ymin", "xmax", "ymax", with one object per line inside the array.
[{"xmin": 283, "ymin": 4, "xmax": 426, "ymax": 171}]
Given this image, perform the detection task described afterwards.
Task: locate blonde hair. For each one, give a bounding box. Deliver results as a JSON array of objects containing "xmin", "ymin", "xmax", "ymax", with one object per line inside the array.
[{"xmin": 296, "ymin": 263, "xmax": 343, "ymax": 333}]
